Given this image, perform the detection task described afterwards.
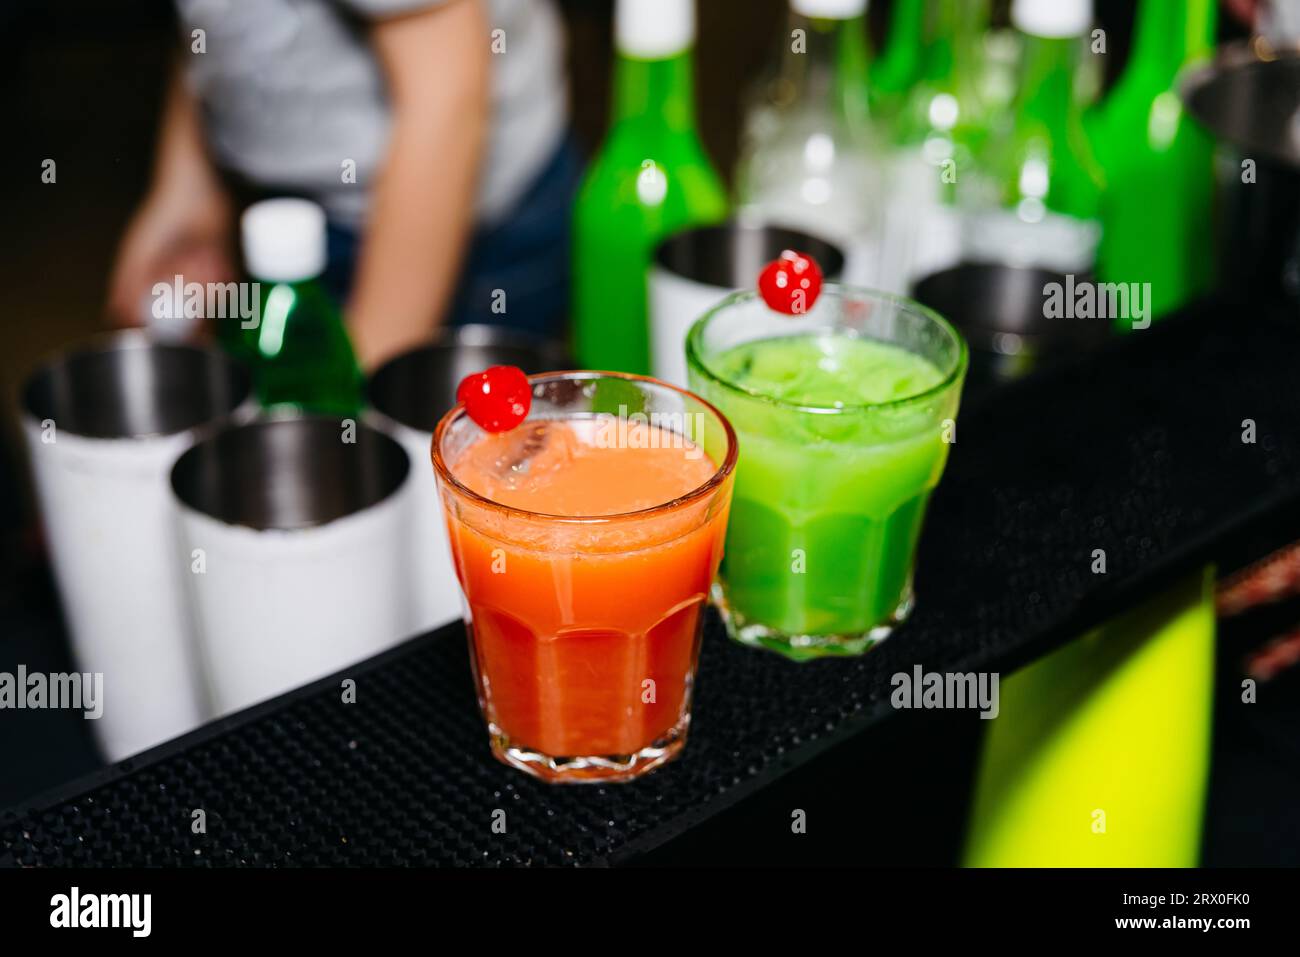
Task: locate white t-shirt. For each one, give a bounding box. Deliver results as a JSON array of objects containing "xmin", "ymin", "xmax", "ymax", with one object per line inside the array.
[{"xmin": 175, "ymin": 0, "xmax": 568, "ymax": 227}]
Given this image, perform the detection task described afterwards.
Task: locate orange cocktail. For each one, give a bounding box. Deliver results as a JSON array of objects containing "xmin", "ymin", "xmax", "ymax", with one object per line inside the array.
[{"xmin": 432, "ymin": 372, "xmax": 737, "ymax": 783}]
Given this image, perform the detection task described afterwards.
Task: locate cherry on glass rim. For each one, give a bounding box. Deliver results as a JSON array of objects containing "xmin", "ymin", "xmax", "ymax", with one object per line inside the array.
[
  {"xmin": 757, "ymin": 249, "xmax": 824, "ymax": 316},
  {"xmin": 456, "ymin": 365, "xmax": 532, "ymax": 433}
]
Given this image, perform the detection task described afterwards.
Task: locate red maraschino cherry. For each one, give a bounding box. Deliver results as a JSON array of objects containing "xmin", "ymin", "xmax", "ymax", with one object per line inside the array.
[
  {"xmin": 456, "ymin": 365, "xmax": 531, "ymax": 433},
  {"xmin": 757, "ymin": 249, "xmax": 824, "ymax": 315}
]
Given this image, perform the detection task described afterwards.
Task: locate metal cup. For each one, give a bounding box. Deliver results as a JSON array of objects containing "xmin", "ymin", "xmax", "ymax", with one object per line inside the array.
[
  {"xmin": 20, "ymin": 332, "xmax": 251, "ymax": 761},
  {"xmin": 650, "ymin": 223, "xmax": 846, "ymax": 387},
  {"xmin": 171, "ymin": 415, "xmax": 413, "ymax": 714},
  {"xmin": 1183, "ymin": 45, "xmax": 1300, "ymax": 302},
  {"xmin": 365, "ymin": 325, "xmax": 568, "ymax": 636},
  {"xmin": 912, "ymin": 262, "xmax": 1110, "ymax": 394}
]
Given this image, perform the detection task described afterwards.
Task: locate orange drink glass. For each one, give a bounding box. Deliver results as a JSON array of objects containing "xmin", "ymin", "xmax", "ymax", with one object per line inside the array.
[{"xmin": 432, "ymin": 372, "xmax": 737, "ymax": 783}]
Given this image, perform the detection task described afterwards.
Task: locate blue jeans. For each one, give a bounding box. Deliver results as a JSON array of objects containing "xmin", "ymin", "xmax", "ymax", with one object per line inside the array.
[{"xmin": 322, "ymin": 137, "xmax": 582, "ymax": 342}]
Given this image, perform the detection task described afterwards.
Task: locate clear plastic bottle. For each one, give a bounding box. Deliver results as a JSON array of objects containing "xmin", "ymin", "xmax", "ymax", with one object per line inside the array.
[
  {"xmin": 882, "ymin": 0, "xmax": 991, "ymax": 290},
  {"xmin": 735, "ymin": 0, "xmax": 882, "ymax": 284},
  {"xmin": 961, "ymin": 0, "xmax": 1104, "ymax": 273}
]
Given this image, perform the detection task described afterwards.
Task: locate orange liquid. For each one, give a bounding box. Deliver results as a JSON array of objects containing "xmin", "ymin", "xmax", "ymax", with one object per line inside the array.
[{"xmin": 444, "ymin": 419, "xmax": 729, "ymax": 760}]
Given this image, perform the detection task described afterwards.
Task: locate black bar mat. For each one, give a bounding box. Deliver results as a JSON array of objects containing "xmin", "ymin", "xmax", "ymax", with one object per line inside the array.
[{"xmin": 5, "ymin": 299, "xmax": 1300, "ymax": 867}]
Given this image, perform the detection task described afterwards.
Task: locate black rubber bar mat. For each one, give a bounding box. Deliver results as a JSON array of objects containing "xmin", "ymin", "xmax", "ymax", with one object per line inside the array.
[{"xmin": 4, "ymin": 298, "xmax": 1300, "ymax": 867}]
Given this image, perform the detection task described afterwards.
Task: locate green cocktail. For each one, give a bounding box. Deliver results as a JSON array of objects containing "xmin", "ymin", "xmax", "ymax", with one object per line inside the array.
[{"xmin": 686, "ymin": 284, "xmax": 966, "ymax": 660}]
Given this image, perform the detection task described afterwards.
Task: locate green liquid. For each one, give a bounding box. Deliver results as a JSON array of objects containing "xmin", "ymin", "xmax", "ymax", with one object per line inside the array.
[
  {"xmin": 694, "ymin": 335, "xmax": 953, "ymax": 644},
  {"xmin": 221, "ymin": 278, "xmax": 362, "ymax": 417}
]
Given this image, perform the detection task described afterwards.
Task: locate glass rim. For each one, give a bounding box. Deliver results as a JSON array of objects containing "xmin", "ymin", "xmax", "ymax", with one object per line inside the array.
[
  {"xmin": 685, "ymin": 283, "xmax": 969, "ymax": 416},
  {"xmin": 20, "ymin": 329, "xmax": 252, "ymax": 440},
  {"xmin": 431, "ymin": 370, "xmax": 739, "ymax": 525}
]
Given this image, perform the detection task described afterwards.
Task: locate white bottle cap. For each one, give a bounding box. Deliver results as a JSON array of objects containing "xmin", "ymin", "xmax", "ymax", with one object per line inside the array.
[
  {"xmin": 791, "ymin": 0, "xmax": 868, "ymax": 19},
  {"xmin": 615, "ymin": 0, "xmax": 695, "ymax": 59},
  {"xmin": 241, "ymin": 198, "xmax": 328, "ymax": 282},
  {"xmin": 1011, "ymin": 0, "xmax": 1092, "ymax": 38}
]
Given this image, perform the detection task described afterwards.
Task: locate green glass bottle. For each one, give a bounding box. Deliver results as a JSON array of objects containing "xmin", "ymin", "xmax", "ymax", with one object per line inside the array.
[
  {"xmin": 234, "ymin": 198, "xmax": 362, "ymax": 417},
  {"xmin": 573, "ymin": 0, "xmax": 727, "ymax": 375},
  {"xmin": 1088, "ymin": 0, "xmax": 1216, "ymax": 325},
  {"xmin": 870, "ymin": 0, "xmax": 927, "ymax": 119},
  {"xmin": 965, "ymin": 0, "xmax": 1104, "ymax": 273},
  {"xmin": 885, "ymin": 0, "xmax": 990, "ymax": 287}
]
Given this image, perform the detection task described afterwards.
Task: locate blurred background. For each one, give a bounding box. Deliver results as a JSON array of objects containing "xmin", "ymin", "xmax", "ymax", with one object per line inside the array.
[
  {"xmin": 0, "ymin": 0, "xmax": 1186, "ymax": 406},
  {"xmin": 0, "ymin": 0, "xmax": 1242, "ymax": 590},
  {"xmin": 3, "ymin": 0, "xmax": 1299, "ymax": 866}
]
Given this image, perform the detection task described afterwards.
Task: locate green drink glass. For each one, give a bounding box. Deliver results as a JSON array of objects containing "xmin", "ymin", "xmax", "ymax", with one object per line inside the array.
[{"xmin": 686, "ymin": 284, "xmax": 967, "ymax": 660}]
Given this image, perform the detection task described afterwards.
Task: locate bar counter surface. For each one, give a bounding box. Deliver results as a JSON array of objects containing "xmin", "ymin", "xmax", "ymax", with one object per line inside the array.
[{"xmin": 4, "ymin": 295, "xmax": 1300, "ymax": 867}]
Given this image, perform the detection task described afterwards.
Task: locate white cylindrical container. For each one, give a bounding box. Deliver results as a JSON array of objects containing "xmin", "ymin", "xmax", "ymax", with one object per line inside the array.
[
  {"xmin": 20, "ymin": 333, "xmax": 252, "ymax": 761},
  {"xmin": 367, "ymin": 415, "xmax": 462, "ymax": 637},
  {"xmin": 170, "ymin": 416, "xmax": 415, "ymax": 715},
  {"xmin": 650, "ymin": 223, "xmax": 846, "ymax": 388},
  {"xmin": 365, "ymin": 325, "xmax": 567, "ymax": 637}
]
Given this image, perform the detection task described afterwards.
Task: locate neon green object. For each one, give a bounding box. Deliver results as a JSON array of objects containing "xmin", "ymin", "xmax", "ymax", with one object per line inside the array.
[
  {"xmin": 964, "ymin": 566, "xmax": 1214, "ymax": 867},
  {"xmin": 1087, "ymin": 0, "xmax": 1217, "ymax": 326}
]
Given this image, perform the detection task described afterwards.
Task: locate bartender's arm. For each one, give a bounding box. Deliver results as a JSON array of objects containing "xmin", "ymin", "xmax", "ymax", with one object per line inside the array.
[
  {"xmin": 347, "ymin": 0, "xmax": 490, "ymax": 369},
  {"xmin": 105, "ymin": 62, "xmax": 236, "ymax": 327}
]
